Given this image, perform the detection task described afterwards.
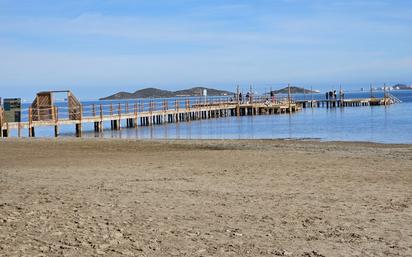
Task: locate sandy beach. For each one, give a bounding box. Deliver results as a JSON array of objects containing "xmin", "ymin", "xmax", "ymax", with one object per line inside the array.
[{"xmin": 0, "ymin": 138, "xmax": 411, "ymax": 257}]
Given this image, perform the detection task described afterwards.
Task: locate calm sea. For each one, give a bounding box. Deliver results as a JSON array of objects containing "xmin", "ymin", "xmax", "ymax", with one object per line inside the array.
[{"xmin": 13, "ymin": 90, "xmax": 412, "ymax": 144}]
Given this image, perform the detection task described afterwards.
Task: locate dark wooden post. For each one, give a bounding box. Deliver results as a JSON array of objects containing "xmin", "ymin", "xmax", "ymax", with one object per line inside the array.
[
  {"xmin": 54, "ymin": 106, "xmax": 59, "ymax": 137},
  {"xmin": 79, "ymin": 105, "xmax": 83, "ymax": 136},
  {"xmin": 175, "ymin": 99, "xmax": 179, "ymax": 122},
  {"xmin": 311, "ymin": 86, "xmax": 314, "ymax": 107},
  {"xmin": 4, "ymin": 122, "xmax": 8, "ymax": 137},
  {"xmin": 288, "ymin": 83, "xmax": 292, "ymax": 113},
  {"xmin": 99, "ymin": 104, "xmax": 103, "ymax": 132},
  {"xmin": 118, "ymin": 103, "xmax": 122, "ymax": 130},
  {"xmin": 75, "ymin": 105, "xmax": 83, "ymax": 137},
  {"xmin": 28, "ymin": 107, "xmax": 33, "ymax": 137},
  {"xmin": 0, "ymin": 105, "xmax": 3, "ymax": 138}
]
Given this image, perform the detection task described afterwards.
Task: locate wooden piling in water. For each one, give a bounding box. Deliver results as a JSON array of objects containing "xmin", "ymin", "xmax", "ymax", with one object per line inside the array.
[
  {"xmin": 28, "ymin": 107, "xmax": 33, "ymax": 137},
  {"xmin": 75, "ymin": 105, "xmax": 83, "ymax": 137},
  {"xmin": 117, "ymin": 103, "xmax": 122, "ymax": 130},
  {"xmin": 54, "ymin": 106, "xmax": 59, "ymax": 137},
  {"xmin": 134, "ymin": 103, "xmax": 138, "ymax": 128}
]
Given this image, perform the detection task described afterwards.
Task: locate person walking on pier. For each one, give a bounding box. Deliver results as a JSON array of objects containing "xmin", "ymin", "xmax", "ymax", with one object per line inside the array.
[{"xmin": 328, "ymin": 91, "xmax": 333, "ymax": 100}]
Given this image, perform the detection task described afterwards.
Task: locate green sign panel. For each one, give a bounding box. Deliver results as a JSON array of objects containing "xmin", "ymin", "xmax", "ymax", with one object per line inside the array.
[{"xmin": 4, "ymin": 98, "xmax": 21, "ymax": 122}]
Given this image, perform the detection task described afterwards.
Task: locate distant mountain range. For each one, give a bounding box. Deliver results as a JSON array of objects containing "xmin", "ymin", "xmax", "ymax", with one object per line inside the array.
[
  {"xmin": 100, "ymin": 87, "xmax": 233, "ymax": 100},
  {"xmin": 271, "ymin": 86, "xmax": 318, "ymax": 94}
]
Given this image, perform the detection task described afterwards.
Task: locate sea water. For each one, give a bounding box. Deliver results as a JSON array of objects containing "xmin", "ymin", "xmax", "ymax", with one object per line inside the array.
[{"xmin": 13, "ymin": 91, "xmax": 412, "ymax": 144}]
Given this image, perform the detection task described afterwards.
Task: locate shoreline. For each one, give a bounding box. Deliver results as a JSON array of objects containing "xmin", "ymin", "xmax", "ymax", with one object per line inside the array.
[{"xmin": 2, "ymin": 136, "xmax": 412, "ymax": 147}]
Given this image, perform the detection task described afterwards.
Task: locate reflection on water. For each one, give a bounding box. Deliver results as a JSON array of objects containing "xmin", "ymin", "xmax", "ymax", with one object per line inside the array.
[
  {"xmin": 16, "ymin": 90, "xmax": 412, "ymax": 144},
  {"xmin": 72, "ymin": 102, "xmax": 412, "ymax": 144}
]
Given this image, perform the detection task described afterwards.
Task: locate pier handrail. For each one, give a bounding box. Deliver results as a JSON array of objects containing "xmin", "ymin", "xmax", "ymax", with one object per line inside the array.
[
  {"xmin": 6, "ymin": 96, "xmax": 290, "ymax": 123},
  {"xmin": 386, "ymin": 93, "xmax": 402, "ymax": 104}
]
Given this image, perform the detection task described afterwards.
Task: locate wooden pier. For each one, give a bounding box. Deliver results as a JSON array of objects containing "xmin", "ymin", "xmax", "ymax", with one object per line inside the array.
[
  {"xmin": 0, "ymin": 90, "xmax": 401, "ymax": 138},
  {"xmin": 296, "ymin": 93, "xmax": 401, "ymax": 108},
  {"xmin": 0, "ymin": 91, "xmax": 298, "ymax": 138}
]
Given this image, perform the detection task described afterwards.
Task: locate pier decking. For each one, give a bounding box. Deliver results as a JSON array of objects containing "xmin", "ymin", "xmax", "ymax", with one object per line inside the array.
[{"xmin": 0, "ymin": 91, "xmax": 399, "ymax": 138}]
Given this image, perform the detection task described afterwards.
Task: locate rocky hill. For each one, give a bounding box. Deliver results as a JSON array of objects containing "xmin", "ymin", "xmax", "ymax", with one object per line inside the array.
[
  {"xmin": 100, "ymin": 87, "xmax": 233, "ymax": 100},
  {"xmin": 271, "ymin": 86, "xmax": 317, "ymax": 94}
]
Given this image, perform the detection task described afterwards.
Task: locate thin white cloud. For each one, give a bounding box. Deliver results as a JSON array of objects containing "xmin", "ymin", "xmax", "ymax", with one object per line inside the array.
[{"xmin": 0, "ymin": 0, "xmax": 411, "ymax": 93}]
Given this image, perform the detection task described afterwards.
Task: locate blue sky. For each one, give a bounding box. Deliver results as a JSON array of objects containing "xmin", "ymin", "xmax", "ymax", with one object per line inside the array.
[{"xmin": 1, "ymin": 0, "xmax": 411, "ymax": 100}]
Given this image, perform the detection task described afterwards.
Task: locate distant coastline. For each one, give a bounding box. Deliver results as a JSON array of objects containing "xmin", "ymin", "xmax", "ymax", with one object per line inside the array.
[
  {"xmin": 271, "ymin": 86, "xmax": 318, "ymax": 94},
  {"xmin": 100, "ymin": 87, "xmax": 233, "ymax": 100}
]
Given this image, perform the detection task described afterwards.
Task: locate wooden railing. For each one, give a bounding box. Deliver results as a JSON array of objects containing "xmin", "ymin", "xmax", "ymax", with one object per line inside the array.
[
  {"xmin": 0, "ymin": 96, "xmax": 296, "ymax": 138},
  {"xmin": 15, "ymin": 96, "xmax": 287, "ymax": 123}
]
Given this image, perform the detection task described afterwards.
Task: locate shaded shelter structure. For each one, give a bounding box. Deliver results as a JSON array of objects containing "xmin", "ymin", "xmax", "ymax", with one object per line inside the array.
[
  {"xmin": 29, "ymin": 90, "xmax": 82, "ymax": 136},
  {"xmin": 31, "ymin": 90, "xmax": 81, "ymax": 121}
]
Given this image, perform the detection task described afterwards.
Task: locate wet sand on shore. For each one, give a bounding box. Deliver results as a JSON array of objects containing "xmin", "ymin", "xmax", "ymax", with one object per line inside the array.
[{"xmin": 0, "ymin": 139, "xmax": 411, "ymax": 256}]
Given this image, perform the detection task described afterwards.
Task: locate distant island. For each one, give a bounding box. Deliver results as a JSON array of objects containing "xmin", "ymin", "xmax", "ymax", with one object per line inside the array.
[
  {"xmin": 100, "ymin": 87, "xmax": 234, "ymax": 100},
  {"xmin": 392, "ymin": 84, "xmax": 412, "ymax": 90},
  {"xmin": 271, "ymin": 86, "xmax": 318, "ymax": 94}
]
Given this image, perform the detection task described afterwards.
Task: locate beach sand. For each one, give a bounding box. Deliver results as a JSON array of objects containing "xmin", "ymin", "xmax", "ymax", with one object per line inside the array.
[{"xmin": 0, "ymin": 139, "xmax": 411, "ymax": 257}]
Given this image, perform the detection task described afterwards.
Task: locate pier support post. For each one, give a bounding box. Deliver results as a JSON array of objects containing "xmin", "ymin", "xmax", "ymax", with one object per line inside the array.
[
  {"xmin": 75, "ymin": 123, "xmax": 82, "ymax": 137},
  {"xmin": 117, "ymin": 103, "xmax": 122, "ymax": 130},
  {"xmin": 54, "ymin": 106, "xmax": 59, "ymax": 137},
  {"xmin": 0, "ymin": 106, "xmax": 3, "ymax": 137},
  {"xmin": 0, "ymin": 107, "xmax": 3, "ymax": 138},
  {"xmin": 54, "ymin": 125, "xmax": 59, "ymax": 137},
  {"xmin": 2, "ymin": 123, "xmax": 8, "ymax": 137},
  {"xmin": 94, "ymin": 122, "xmax": 99, "ymax": 132}
]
